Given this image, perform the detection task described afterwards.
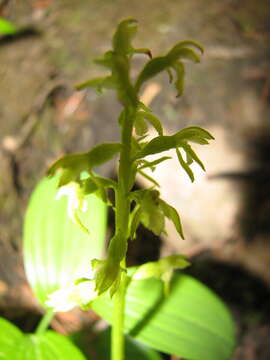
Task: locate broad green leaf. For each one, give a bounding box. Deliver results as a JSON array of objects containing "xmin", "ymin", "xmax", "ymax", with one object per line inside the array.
[
  {"xmin": 0, "ymin": 18, "xmax": 17, "ymax": 35},
  {"xmin": 23, "ymin": 173, "xmax": 107, "ymax": 308},
  {"xmin": 95, "ymin": 328, "xmax": 162, "ymax": 360},
  {"xmin": 20, "ymin": 331, "xmax": 86, "ymax": 360},
  {"xmin": 0, "ymin": 319, "xmax": 86, "ymax": 360},
  {"xmin": 0, "ymin": 317, "xmax": 24, "ymax": 358},
  {"xmin": 92, "ymin": 274, "xmax": 236, "ymax": 360}
]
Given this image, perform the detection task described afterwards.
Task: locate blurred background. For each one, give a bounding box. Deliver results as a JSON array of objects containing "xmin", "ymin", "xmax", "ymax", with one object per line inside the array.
[{"xmin": 0, "ymin": 0, "xmax": 270, "ymax": 358}]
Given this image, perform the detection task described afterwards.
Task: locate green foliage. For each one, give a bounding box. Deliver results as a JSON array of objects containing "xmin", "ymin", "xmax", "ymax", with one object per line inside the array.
[
  {"xmin": 47, "ymin": 143, "xmax": 122, "ymax": 186},
  {"xmin": 133, "ymin": 254, "xmax": 190, "ymax": 295},
  {"xmin": 91, "ymin": 257, "xmax": 124, "ymax": 297},
  {"xmin": 129, "ymin": 189, "xmax": 185, "ymax": 239},
  {"xmin": 0, "ymin": 317, "xmax": 23, "ymax": 357},
  {"xmin": 0, "ymin": 17, "xmax": 17, "ymax": 35},
  {"xmin": 0, "ymin": 317, "xmax": 86, "ymax": 360},
  {"xmin": 135, "ymin": 40, "xmax": 203, "ymax": 96},
  {"xmin": 23, "ymin": 173, "xmax": 107, "ymax": 308},
  {"xmin": 134, "ymin": 110, "xmax": 163, "ymax": 136},
  {"xmin": 134, "ymin": 126, "xmax": 213, "ymax": 182},
  {"xmin": 92, "ymin": 275, "xmax": 236, "ymax": 360}
]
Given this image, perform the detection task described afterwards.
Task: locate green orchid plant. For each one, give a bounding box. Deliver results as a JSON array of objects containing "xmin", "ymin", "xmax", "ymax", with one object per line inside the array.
[
  {"xmin": 45, "ymin": 18, "xmax": 213, "ymax": 357},
  {"xmin": 45, "ymin": 21, "xmax": 210, "ymax": 302},
  {"xmin": 0, "ymin": 19, "xmax": 236, "ymax": 360}
]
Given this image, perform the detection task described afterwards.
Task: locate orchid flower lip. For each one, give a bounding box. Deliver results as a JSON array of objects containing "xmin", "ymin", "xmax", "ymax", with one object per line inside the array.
[
  {"xmin": 55, "ymin": 182, "xmax": 89, "ymax": 232},
  {"xmin": 56, "ymin": 182, "xmax": 88, "ymax": 217}
]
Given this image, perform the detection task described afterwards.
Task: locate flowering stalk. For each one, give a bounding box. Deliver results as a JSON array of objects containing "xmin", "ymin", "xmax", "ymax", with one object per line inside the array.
[
  {"xmin": 112, "ymin": 260, "xmax": 128, "ymax": 360},
  {"xmin": 45, "ymin": 18, "xmax": 213, "ymax": 360}
]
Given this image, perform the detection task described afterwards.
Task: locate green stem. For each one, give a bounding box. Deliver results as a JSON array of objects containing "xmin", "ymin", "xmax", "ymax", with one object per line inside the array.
[
  {"xmin": 35, "ymin": 310, "xmax": 54, "ymax": 335},
  {"xmin": 112, "ymin": 261, "xmax": 128, "ymax": 360},
  {"xmin": 110, "ymin": 108, "xmax": 136, "ymax": 360}
]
